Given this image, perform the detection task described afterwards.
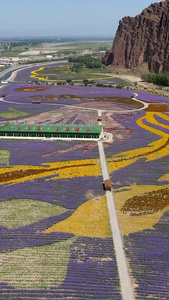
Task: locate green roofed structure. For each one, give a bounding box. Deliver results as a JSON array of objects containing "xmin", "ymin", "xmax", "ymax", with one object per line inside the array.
[{"xmin": 0, "ymin": 123, "xmax": 103, "ymax": 141}]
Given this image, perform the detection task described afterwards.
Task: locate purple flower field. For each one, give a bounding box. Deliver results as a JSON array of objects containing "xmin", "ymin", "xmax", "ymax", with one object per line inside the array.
[
  {"xmin": 1, "ymin": 63, "xmax": 169, "ymax": 299},
  {"xmin": 15, "ymin": 62, "xmax": 71, "ymax": 82},
  {"xmin": 124, "ymin": 212, "xmax": 169, "ymax": 299},
  {"xmin": 0, "ymin": 136, "xmax": 121, "ymax": 299},
  {"xmin": 0, "ymin": 236, "xmax": 121, "ymax": 300}
]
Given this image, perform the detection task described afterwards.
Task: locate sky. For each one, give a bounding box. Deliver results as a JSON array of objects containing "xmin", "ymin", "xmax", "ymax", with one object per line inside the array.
[{"xmin": 0, "ymin": 0, "xmax": 159, "ymax": 38}]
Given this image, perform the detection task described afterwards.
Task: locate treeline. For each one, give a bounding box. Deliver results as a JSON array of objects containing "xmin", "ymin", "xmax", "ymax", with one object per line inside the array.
[
  {"xmin": 1, "ymin": 40, "xmax": 42, "ymax": 51},
  {"xmin": 10, "ymin": 41, "xmax": 41, "ymax": 47},
  {"xmin": 141, "ymin": 73, "xmax": 169, "ymax": 86},
  {"xmin": 69, "ymin": 55, "xmax": 103, "ymax": 69}
]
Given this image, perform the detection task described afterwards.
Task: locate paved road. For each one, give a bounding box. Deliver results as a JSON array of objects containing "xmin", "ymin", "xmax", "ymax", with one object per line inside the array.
[
  {"xmin": 0, "ymin": 60, "xmax": 68, "ymax": 82},
  {"xmin": 98, "ymin": 140, "xmax": 134, "ymax": 300}
]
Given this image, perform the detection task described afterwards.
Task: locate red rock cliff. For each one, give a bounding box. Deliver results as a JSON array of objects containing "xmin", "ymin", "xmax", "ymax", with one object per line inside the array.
[{"xmin": 103, "ymin": 0, "xmax": 169, "ymax": 73}]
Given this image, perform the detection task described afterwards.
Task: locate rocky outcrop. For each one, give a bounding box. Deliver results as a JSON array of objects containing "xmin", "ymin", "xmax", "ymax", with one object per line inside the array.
[{"xmin": 103, "ymin": 0, "xmax": 169, "ymax": 73}]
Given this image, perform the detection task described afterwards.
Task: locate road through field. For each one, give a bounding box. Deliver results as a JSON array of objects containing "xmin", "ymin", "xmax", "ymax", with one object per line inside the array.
[{"xmin": 98, "ymin": 140, "xmax": 134, "ymax": 300}]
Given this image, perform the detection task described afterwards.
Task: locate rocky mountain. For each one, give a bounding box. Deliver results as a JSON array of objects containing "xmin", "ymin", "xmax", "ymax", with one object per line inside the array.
[{"xmin": 102, "ymin": 0, "xmax": 169, "ymax": 73}]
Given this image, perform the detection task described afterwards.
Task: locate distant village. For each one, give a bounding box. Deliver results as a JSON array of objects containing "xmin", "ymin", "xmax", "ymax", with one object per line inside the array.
[{"xmin": 0, "ymin": 49, "xmax": 99, "ymax": 67}]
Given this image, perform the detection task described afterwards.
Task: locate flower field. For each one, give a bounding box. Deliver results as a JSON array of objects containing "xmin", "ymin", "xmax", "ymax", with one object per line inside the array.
[
  {"xmin": 30, "ymin": 64, "xmax": 114, "ymax": 81},
  {"xmin": 14, "ymin": 63, "xmax": 67, "ymax": 82},
  {"xmin": 103, "ymin": 90, "xmax": 169, "ymax": 298},
  {"xmin": 1, "ymin": 62, "xmax": 169, "ymax": 299},
  {"xmin": 0, "ymin": 137, "xmax": 121, "ymax": 299}
]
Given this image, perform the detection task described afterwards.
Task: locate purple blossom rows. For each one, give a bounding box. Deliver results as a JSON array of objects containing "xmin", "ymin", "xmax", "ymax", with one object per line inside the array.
[
  {"xmin": 124, "ymin": 214, "xmax": 169, "ymax": 299},
  {"xmin": 1, "ymin": 64, "xmax": 169, "ymax": 299},
  {"xmin": 0, "ymin": 136, "xmax": 121, "ymax": 298},
  {"xmin": 0, "ymin": 238, "xmax": 121, "ymax": 299},
  {"xmin": 15, "ymin": 62, "xmax": 71, "ymax": 82}
]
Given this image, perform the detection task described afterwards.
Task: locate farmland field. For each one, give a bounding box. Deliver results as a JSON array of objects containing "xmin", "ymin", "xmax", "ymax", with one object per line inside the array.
[
  {"xmin": 0, "ymin": 63, "xmax": 169, "ymax": 299},
  {"xmin": 14, "ymin": 62, "xmax": 131, "ymax": 86},
  {"xmin": 30, "ymin": 64, "xmax": 114, "ymax": 81}
]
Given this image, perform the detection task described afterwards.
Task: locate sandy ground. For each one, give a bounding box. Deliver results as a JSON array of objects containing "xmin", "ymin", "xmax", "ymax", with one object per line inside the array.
[
  {"xmin": 115, "ymin": 74, "xmax": 150, "ymax": 88},
  {"xmin": 19, "ymin": 50, "xmax": 57, "ymax": 56},
  {"xmin": 96, "ymin": 72, "xmax": 151, "ymax": 88}
]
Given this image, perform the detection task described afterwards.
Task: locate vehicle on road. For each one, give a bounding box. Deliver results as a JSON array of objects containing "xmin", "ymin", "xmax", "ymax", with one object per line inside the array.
[{"xmin": 103, "ymin": 179, "xmax": 112, "ymax": 191}]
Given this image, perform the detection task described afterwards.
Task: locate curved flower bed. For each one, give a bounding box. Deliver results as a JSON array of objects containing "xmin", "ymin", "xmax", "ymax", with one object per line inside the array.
[
  {"xmin": 103, "ymin": 89, "xmax": 169, "ymax": 298},
  {"xmin": 1, "ymin": 71, "xmax": 169, "ymax": 299},
  {"xmin": 0, "ymin": 136, "xmax": 121, "ymax": 298}
]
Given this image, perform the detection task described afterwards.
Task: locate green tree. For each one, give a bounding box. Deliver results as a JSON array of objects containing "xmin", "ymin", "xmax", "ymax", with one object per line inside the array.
[
  {"xmin": 66, "ymin": 79, "xmax": 72, "ymax": 84},
  {"xmin": 69, "ymin": 55, "xmax": 102, "ymax": 69},
  {"xmin": 83, "ymin": 79, "xmax": 89, "ymax": 86},
  {"xmin": 141, "ymin": 72, "xmax": 169, "ymax": 86},
  {"xmin": 71, "ymin": 64, "xmax": 82, "ymax": 73}
]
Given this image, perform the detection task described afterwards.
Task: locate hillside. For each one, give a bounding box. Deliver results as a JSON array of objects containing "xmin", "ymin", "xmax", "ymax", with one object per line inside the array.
[{"xmin": 103, "ymin": 0, "xmax": 169, "ymax": 73}]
